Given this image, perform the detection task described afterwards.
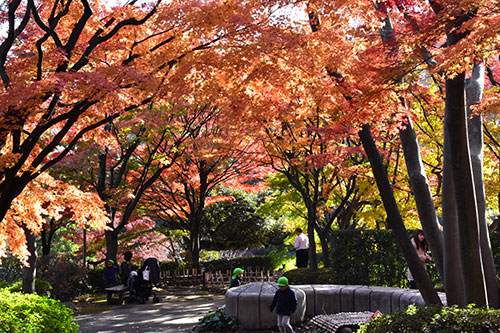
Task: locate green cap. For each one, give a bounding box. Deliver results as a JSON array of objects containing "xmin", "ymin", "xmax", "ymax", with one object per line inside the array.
[
  {"xmin": 232, "ymin": 268, "xmax": 244, "ymax": 279},
  {"xmin": 108, "ymin": 259, "xmax": 115, "ymax": 264},
  {"xmin": 277, "ymin": 276, "xmax": 289, "ymax": 287}
]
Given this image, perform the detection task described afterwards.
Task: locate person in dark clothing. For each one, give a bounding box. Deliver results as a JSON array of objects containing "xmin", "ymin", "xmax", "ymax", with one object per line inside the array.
[
  {"xmin": 229, "ymin": 267, "xmax": 244, "ymax": 288},
  {"xmin": 102, "ymin": 260, "xmax": 119, "ymax": 287},
  {"xmin": 120, "ymin": 251, "xmax": 133, "ymax": 286},
  {"xmin": 270, "ymin": 276, "xmax": 297, "ymax": 333}
]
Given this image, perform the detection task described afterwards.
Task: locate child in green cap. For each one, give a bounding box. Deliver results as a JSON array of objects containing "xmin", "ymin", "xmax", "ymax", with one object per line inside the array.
[
  {"xmin": 229, "ymin": 267, "xmax": 244, "ymax": 288},
  {"xmin": 102, "ymin": 259, "xmax": 119, "ymax": 287},
  {"xmin": 270, "ymin": 276, "xmax": 297, "ymax": 333}
]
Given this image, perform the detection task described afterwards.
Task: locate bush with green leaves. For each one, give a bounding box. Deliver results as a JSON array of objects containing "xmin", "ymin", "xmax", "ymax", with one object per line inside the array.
[
  {"xmin": 284, "ymin": 267, "xmax": 335, "ymax": 284},
  {"xmin": 330, "ymin": 230, "xmax": 440, "ymax": 288},
  {"xmin": 200, "ymin": 249, "xmax": 287, "ymax": 272},
  {"xmin": 87, "ymin": 266, "xmax": 105, "ymax": 292},
  {"xmin": 0, "ymin": 289, "xmax": 78, "ymax": 332},
  {"xmin": 359, "ymin": 304, "xmax": 500, "ymax": 332},
  {"xmin": 159, "ymin": 261, "xmax": 186, "ymax": 272},
  {"xmin": 6, "ymin": 278, "xmax": 52, "ymax": 297},
  {"xmin": 39, "ymin": 255, "xmax": 89, "ymax": 301},
  {"xmin": 0, "ymin": 255, "xmax": 22, "ymax": 283},
  {"xmin": 193, "ymin": 307, "xmax": 241, "ymax": 332}
]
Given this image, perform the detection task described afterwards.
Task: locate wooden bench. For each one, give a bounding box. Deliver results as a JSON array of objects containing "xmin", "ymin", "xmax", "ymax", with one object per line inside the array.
[{"xmin": 105, "ymin": 285, "xmax": 129, "ymax": 304}]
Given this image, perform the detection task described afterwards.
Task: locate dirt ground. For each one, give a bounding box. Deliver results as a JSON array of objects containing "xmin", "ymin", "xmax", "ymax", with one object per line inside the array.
[{"xmin": 75, "ymin": 286, "xmax": 225, "ymax": 333}]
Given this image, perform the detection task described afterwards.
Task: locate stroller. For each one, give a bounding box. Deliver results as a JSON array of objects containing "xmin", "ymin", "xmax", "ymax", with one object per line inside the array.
[{"xmin": 128, "ymin": 257, "xmax": 160, "ymax": 304}]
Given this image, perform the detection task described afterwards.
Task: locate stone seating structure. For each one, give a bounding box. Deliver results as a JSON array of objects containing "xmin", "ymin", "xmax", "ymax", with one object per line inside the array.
[
  {"xmin": 225, "ymin": 282, "xmax": 306, "ymax": 330},
  {"xmin": 225, "ymin": 282, "xmax": 447, "ymax": 330}
]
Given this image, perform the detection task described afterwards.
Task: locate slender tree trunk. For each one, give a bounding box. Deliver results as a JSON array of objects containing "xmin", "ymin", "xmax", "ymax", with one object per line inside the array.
[
  {"xmin": 466, "ymin": 63, "xmax": 499, "ymax": 307},
  {"xmin": 22, "ymin": 226, "xmax": 37, "ymax": 294},
  {"xmin": 444, "ymin": 70, "xmax": 487, "ymax": 306},
  {"xmin": 399, "ymin": 117, "xmax": 444, "ymax": 281},
  {"xmin": 189, "ymin": 219, "xmax": 201, "ymax": 265},
  {"xmin": 40, "ymin": 229, "xmax": 51, "ymax": 257},
  {"xmin": 359, "ymin": 124, "xmax": 441, "ymax": 305},
  {"xmin": 318, "ymin": 230, "xmax": 331, "ymax": 267},
  {"xmin": 306, "ymin": 204, "xmax": 318, "ymax": 270}
]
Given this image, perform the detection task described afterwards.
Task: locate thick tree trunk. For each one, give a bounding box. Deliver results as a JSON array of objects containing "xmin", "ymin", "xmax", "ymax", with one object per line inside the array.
[
  {"xmin": 359, "ymin": 124, "xmax": 441, "ymax": 305},
  {"xmin": 399, "ymin": 116, "xmax": 444, "ymax": 282},
  {"xmin": 22, "ymin": 226, "xmax": 37, "ymax": 294},
  {"xmin": 105, "ymin": 230, "xmax": 119, "ymax": 264},
  {"xmin": 442, "ymin": 143, "xmax": 466, "ymax": 305},
  {"xmin": 444, "ymin": 71, "xmax": 487, "ymax": 306},
  {"xmin": 466, "ymin": 63, "xmax": 499, "ymax": 307}
]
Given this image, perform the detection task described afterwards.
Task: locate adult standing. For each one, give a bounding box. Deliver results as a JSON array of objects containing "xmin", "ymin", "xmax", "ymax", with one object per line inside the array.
[
  {"xmin": 120, "ymin": 251, "xmax": 133, "ymax": 286},
  {"xmin": 293, "ymin": 228, "xmax": 309, "ymax": 268}
]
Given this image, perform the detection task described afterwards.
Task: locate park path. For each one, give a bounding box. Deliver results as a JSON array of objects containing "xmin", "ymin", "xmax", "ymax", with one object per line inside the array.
[{"xmin": 75, "ymin": 287, "xmax": 224, "ymax": 333}]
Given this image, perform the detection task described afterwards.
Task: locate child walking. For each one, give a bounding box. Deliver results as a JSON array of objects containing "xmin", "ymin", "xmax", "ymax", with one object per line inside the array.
[{"xmin": 270, "ymin": 276, "xmax": 297, "ymax": 333}]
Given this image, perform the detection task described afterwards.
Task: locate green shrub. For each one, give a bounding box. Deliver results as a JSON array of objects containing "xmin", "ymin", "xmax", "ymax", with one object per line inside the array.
[
  {"xmin": 200, "ymin": 249, "xmax": 287, "ymax": 272},
  {"xmin": 159, "ymin": 261, "xmax": 186, "ymax": 272},
  {"xmin": 0, "ymin": 255, "xmax": 22, "ymax": 283},
  {"xmin": 284, "ymin": 268, "xmax": 334, "ymax": 284},
  {"xmin": 39, "ymin": 255, "xmax": 88, "ymax": 301},
  {"xmin": 0, "ymin": 289, "xmax": 78, "ymax": 332},
  {"xmin": 330, "ymin": 230, "xmax": 440, "ymax": 288},
  {"xmin": 359, "ymin": 305, "xmax": 500, "ymax": 333},
  {"xmin": 6, "ymin": 279, "xmax": 52, "ymax": 297},
  {"xmin": 87, "ymin": 266, "xmax": 105, "ymax": 292},
  {"xmin": 193, "ymin": 307, "xmax": 241, "ymax": 332}
]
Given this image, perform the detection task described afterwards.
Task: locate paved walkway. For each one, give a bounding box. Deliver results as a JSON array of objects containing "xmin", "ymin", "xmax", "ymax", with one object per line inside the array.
[{"xmin": 76, "ymin": 287, "xmax": 224, "ymax": 333}]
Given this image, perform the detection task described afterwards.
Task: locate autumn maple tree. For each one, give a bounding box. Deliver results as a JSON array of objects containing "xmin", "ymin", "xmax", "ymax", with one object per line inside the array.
[{"xmin": 143, "ymin": 113, "xmax": 263, "ymax": 264}]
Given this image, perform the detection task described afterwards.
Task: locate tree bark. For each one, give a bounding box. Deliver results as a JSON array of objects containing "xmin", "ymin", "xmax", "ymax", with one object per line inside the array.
[
  {"xmin": 359, "ymin": 124, "xmax": 441, "ymax": 305},
  {"xmin": 444, "ymin": 70, "xmax": 487, "ymax": 306},
  {"xmin": 318, "ymin": 230, "xmax": 331, "ymax": 267},
  {"xmin": 22, "ymin": 226, "xmax": 37, "ymax": 294},
  {"xmin": 105, "ymin": 230, "xmax": 119, "ymax": 264},
  {"xmin": 466, "ymin": 62, "xmax": 499, "ymax": 307},
  {"xmin": 307, "ymin": 205, "xmax": 318, "ymax": 270},
  {"xmin": 442, "ymin": 138, "xmax": 466, "ymax": 305},
  {"xmin": 399, "ymin": 117, "xmax": 444, "ymax": 281}
]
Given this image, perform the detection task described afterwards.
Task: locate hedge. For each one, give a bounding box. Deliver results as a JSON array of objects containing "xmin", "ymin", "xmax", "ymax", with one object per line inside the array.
[
  {"xmin": 199, "ymin": 250, "xmax": 286, "ymax": 272},
  {"xmin": 358, "ymin": 305, "xmax": 500, "ymax": 332},
  {"xmin": 329, "ymin": 229, "xmax": 440, "ymax": 288},
  {"xmin": 0, "ymin": 289, "xmax": 78, "ymax": 332},
  {"xmin": 159, "ymin": 250, "xmax": 287, "ymax": 273}
]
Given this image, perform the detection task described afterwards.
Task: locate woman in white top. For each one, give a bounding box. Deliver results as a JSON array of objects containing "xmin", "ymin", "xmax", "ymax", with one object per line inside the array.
[{"xmin": 407, "ymin": 229, "xmax": 431, "ymax": 289}]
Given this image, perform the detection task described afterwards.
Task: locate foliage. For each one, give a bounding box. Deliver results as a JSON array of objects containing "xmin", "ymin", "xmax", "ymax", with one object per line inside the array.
[
  {"xmin": 0, "ymin": 289, "xmax": 78, "ymax": 333},
  {"xmin": 193, "ymin": 307, "xmax": 241, "ymax": 332},
  {"xmin": 200, "ymin": 250, "xmax": 288, "ymax": 272},
  {"xmin": 38, "ymin": 255, "xmax": 88, "ymax": 301},
  {"xmin": 5, "ymin": 279, "xmax": 52, "ymax": 298},
  {"xmin": 358, "ymin": 305, "xmax": 500, "ymax": 333},
  {"xmin": 200, "ymin": 191, "xmax": 272, "ymax": 250},
  {"xmin": 159, "ymin": 261, "xmax": 186, "ymax": 272},
  {"xmin": 284, "ymin": 267, "xmax": 335, "ymax": 284},
  {"xmin": 330, "ymin": 230, "xmax": 410, "ymax": 287},
  {"xmin": 0, "ymin": 256, "xmax": 22, "ymax": 283},
  {"xmin": 87, "ymin": 267, "xmax": 106, "ymax": 292}
]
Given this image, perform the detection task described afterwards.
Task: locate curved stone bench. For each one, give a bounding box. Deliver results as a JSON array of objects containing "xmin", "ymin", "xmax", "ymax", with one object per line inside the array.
[
  {"xmin": 225, "ymin": 282, "xmax": 306, "ymax": 330},
  {"xmin": 294, "ymin": 285, "xmax": 446, "ymax": 317},
  {"xmin": 226, "ymin": 283, "xmax": 446, "ymax": 329}
]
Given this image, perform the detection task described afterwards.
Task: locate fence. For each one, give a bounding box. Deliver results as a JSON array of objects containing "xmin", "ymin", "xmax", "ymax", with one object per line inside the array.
[{"xmin": 159, "ymin": 267, "xmax": 281, "ymax": 289}]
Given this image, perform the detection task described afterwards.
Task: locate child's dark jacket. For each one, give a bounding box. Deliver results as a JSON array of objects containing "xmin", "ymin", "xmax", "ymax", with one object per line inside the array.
[
  {"xmin": 229, "ymin": 277, "xmax": 241, "ymax": 288},
  {"xmin": 269, "ymin": 287, "xmax": 297, "ymax": 315}
]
